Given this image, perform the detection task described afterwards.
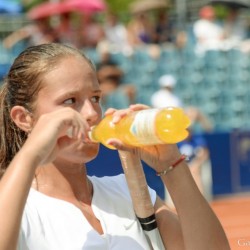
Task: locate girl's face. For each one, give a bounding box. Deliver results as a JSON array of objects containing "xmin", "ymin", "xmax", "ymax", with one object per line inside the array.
[{"xmin": 34, "ymin": 56, "xmax": 102, "ymax": 164}]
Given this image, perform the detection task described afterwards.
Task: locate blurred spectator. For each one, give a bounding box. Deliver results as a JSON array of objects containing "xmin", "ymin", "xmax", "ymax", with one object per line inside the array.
[
  {"xmin": 81, "ymin": 14, "xmax": 105, "ymax": 48},
  {"xmin": 96, "ymin": 43, "xmax": 136, "ymax": 111},
  {"xmin": 126, "ymin": 13, "xmax": 154, "ymax": 47},
  {"xmin": 54, "ymin": 13, "xmax": 80, "ymax": 48},
  {"xmin": 151, "ymin": 74, "xmax": 183, "ymax": 108},
  {"xmin": 152, "ymin": 10, "xmax": 175, "ymax": 44},
  {"xmin": 175, "ymin": 30, "xmax": 189, "ymax": 49},
  {"xmin": 222, "ymin": 7, "xmax": 248, "ymax": 50},
  {"xmin": 185, "ymin": 106, "xmax": 214, "ymax": 133},
  {"xmin": 193, "ymin": 5, "xmax": 224, "ymax": 55},
  {"xmin": 166, "ymin": 107, "xmax": 213, "ymax": 207},
  {"xmin": 178, "ymin": 107, "xmax": 213, "ymax": 199},
  {"xmin": 151, "ymin": 74, "xmax": 213, "ymax": 200},
  {"xmin": 3, "ymin": 18, "xmax": 56, "ymax": 49},
  {"xmin": 96, "ymin": 52, "xmax": 124, "ymax": 87},
  {"xmin": 102, "ymin": 12, "xmax": 133, "ymax": 56}
]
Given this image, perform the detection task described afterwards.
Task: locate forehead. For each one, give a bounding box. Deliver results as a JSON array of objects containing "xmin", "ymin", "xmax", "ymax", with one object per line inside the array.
[{"xmin": 41, "ymin": 56, "xmax": 99, "ymax": 92}]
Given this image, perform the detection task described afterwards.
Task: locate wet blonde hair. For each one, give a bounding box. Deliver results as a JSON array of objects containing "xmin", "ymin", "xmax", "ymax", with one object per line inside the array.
[{"xmin": 0, "ymin": 43, "xmax": 95, "ymax": 176}]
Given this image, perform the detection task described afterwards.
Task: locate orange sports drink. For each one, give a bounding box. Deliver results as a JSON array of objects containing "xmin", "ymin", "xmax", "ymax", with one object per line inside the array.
[{"xmin": 89, "ymin": 107, "xmax": 191, "ymax": 149}]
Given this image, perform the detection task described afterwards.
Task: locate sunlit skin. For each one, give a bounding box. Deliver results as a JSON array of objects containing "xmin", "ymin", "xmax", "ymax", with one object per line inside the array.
[
  {"xmin": 34, "ymin": 56, "xmax": 102, "ymax": 166},
  {"xmin": 27, "ymin": 57, "xmax": 103, "ymax": 226}
]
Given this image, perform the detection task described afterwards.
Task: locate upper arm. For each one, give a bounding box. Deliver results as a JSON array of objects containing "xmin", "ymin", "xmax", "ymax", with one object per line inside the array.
[{"xmin": 154, "ymin": 196, "xmax": 185, "ymax": 250}]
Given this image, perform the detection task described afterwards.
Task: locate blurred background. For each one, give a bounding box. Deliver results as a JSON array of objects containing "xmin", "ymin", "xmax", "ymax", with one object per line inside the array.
[
  {"xmin": 1, "ymin": 1, "xmax": 250, "ymax": 247},
  {"xmin": 1, "ymin": 0, "xmax": 250, "ymax": 196},
  {"xmin": 0, "ymin": 0, "xmax": 250, "ymax": 235}
]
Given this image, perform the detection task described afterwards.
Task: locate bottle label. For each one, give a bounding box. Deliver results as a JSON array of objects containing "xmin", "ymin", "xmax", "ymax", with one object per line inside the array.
[{"xmin": 130, "ymin": 109, "xmax": 163, "ymax": 145}]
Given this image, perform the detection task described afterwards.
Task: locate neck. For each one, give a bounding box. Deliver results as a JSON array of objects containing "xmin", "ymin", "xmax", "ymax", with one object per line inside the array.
[{"xmin": 33, "ymin": 162, "xmax": 93, "ymax": 204}]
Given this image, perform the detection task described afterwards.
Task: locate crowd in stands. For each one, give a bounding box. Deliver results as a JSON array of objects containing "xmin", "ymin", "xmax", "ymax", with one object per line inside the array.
[
  {"xmin": 2, "ymin": 3, "xmax": 250, "ymax": 53},
  {"xmin": 193, "ymin": 5, "xmax": 250, "ymax": 55},
  {"xmin": 1, "ymin": 3, "xmax": 250, "ymax": 131},
  {"xmin": 2, "ymin": 9, "xmax": 179, "ymax": 54},
  {"xmin": 1, "ymin": 3, "xmax": 250, "ymax": 203}
]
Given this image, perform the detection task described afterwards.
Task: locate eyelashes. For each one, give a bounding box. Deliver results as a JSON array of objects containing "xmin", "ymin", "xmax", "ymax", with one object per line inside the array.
[
  {"xmin": 91, "ymin": 96, "xmax": 101, "ymax": 103},
  {"xmin": 63, "ymin": 96, "xmax": 101, "ymax": 106},
  {"xmin": 63, "ymin": 97, "xmax": 76, "ymax": 105}
]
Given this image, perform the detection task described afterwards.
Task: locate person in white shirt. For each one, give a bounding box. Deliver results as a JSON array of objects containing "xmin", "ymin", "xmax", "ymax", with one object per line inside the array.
[
  {"xmin": 0, "ymin": 43, "xmax": 230, "ymax": 250},
  {"xmin": 103, "ymin": 13, "xmax": 132, "ymax": 55},
  {"xmin": 193, "ymin": 5, "xmax": 224, "ymax": 55},
  {"xmin": 222, "ymin": 7, "xmax": 248, "ymax": 50},
  {"xmin": 151, "ymin": 74, "xmax": 183, "ymax": 108}
]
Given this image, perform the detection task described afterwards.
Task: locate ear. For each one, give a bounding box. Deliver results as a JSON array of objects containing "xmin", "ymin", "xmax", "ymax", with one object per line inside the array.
[{"xmin": 10, "ymin": 106, "xmax": 33, "ymax": 133}]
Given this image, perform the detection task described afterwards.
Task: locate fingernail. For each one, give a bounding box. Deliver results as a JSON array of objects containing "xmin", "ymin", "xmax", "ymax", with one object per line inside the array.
[
  {"xmin": 107, "ymin": 140, "xmax": 115, "ymax": 146},
  {"xmin": 112, "ymin": 116, "xmax": 119, "ymax": 124},
  {"xmin": 106, "ymin": 140, "xmax": 117, "ymax": 150},
  {"xmin": 107, "ymin": 140, "xmax": 113, "ymax": 146}
]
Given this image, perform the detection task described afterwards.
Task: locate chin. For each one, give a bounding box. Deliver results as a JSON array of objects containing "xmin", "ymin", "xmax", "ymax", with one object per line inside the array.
[
  {"xmin": 59, "ymin": 143, "xmax": 100, "ymax": 164},
  {"xmin": 82, "ymin": 143, "xmax": 100, "ymax": 163},
  {"xmin": 76, "ymin": 142, "xmax": 100, "ymax": 163}
]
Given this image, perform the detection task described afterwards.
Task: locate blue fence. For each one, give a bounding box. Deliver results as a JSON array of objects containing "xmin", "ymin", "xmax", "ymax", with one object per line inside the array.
[
  {"xmin": 87, "ymin": 130, "xmax": 250, "ymax": 199},
  {"xmin": 206, "ymin": 130, "xmax": 250, "ymax": 196}
]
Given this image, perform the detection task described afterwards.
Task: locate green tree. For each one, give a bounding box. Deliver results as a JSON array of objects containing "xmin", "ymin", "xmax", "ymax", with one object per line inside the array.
[
  {"xmin": 105, "ymin": 0, "xmax": 134, "ymax": 14},
  {"xmin": 22, "ymin": 0, "xmax": 44, "ymax": 11}
]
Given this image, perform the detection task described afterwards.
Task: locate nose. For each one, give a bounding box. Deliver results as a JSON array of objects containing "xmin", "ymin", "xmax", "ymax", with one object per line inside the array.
[{"xmin": 80, "ymin": 99, "xmax": 100, "ymax": 124}]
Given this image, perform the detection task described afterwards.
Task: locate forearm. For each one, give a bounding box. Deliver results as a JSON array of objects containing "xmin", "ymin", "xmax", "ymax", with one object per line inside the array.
[
  {"xmin": 0, "ymin": 147, "xmax": 38, "ymax": 250},
  {"xmin": 119, "ymin": 150, "xmax": 167, "ymax": 249},
  {"xmin": 161, "ymin": 162, "xmax": 230, "ymax": 250}
]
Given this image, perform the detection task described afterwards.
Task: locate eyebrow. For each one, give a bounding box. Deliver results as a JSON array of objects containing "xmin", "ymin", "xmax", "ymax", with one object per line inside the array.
[
  {"xmin": 92, "ymin": 89, "xmax": 102, "ymax": 94},
  {"xmin": 58, "ymin": 89, "xmax": 102, "ymax": 99}
]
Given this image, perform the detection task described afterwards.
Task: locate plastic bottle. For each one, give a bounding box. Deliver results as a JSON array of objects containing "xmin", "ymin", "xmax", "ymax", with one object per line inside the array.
[{"xmin": 89, "ymin": 107, "xmax": 191, "ymax": 149}]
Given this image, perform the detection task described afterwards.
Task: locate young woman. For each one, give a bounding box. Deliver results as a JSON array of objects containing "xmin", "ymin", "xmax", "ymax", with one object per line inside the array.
[{"xmin": 0, "ymin": 43, "xmax": 230, "ymax": 250}]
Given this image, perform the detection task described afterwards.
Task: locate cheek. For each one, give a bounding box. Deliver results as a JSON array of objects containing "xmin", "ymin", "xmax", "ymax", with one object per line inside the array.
[
  {"xmin": 35, "ymin": 87, "xmax": 59, "ymax": 114},
  {"xmin": 34, "ymin": 96, "xmax": 64, "ymax": 120}
]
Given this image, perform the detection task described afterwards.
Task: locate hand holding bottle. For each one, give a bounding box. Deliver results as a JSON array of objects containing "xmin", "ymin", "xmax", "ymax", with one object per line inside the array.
[
  {"xmin": 90, "ymin": 104, "xmax": 190, "ymax": 149},
  {"xmin": 99, "ymin": 104, "xmax": 189, "ymax": 172}
]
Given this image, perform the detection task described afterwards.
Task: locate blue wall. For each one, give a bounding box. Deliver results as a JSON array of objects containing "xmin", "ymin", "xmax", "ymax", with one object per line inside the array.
[
  {"xmin": 87, "ymin": 131, "xmax": 250, "ymax": 199},
  {"xmin": 86, "ymin": 145, "xmax": 165, "ymax": 200}
]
